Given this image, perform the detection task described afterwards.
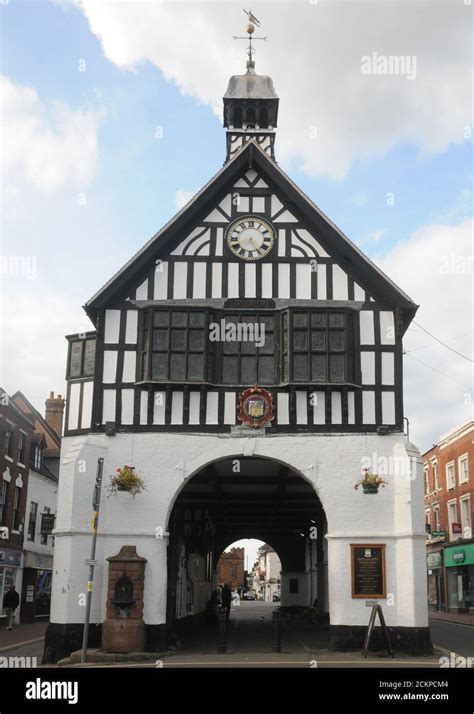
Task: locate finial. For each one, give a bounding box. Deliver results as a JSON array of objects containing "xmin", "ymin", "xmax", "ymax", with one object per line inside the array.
[{"xmin": 233, "ymin": 9, "xmax": 267, "ymax": 72}]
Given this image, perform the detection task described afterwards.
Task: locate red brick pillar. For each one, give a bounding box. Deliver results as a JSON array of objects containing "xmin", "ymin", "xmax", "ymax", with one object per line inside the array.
[{"xmin": 102, "ymin": 545, "xmax": 147, "ymax": 653}]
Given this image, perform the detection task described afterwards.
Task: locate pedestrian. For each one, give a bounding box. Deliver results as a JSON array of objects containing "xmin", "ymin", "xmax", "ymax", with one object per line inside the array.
[
  {"xmin": 3, "ymin": 585, "xmax": 20, "ymax": 630},
  {"xmin": 221, "ymin": 583, "xmax": 232, "ymax": 620}
]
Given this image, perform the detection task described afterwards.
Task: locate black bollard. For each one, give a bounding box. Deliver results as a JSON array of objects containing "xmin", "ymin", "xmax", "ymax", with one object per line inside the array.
[
  {"xmin": 272, "ymin": 608, "xmax": 282, "ymax": 652},
  {"xmin": 217, "ymin": 607, "xmax": 227, "ymax": 653}
]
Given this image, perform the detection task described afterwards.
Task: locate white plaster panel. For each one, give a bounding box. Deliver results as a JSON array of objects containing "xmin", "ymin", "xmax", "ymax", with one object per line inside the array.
[
  {"xmin": 193, "ymin": 263, "xmax": 206, "ymax": 298},
  {"xmin": 296, "ymin": 263, "xmax": 311, "ymax": 299},
  {"xmin": 67, "ymin": 383, "xmax": 81, "ymax": 431},
  {"xmin": 121, "ymin": 389, "xmax": 134, "ymax": 425},
  {"xmin": 278, "ymin": 263, "xmax": 290, "ymax": 298},
  {"xmin": 122, "ymin": 352, "xmax": 137, "ymax": 383},
  {"xmin": 382, "ymin": 352, "xmax": 395, "ymax": 385},
  {"xmin": 125, "ymin": 310, "xmax": 138, "ymax": 344},
  {"xmin": 362, "ymin": 391, "xmax": 376, "ymax": 423},
  {"xmin": 153, "ymin": 261, "xmax": 168, "ymax": 299},
  {"xmin": 103, "ymin": 351, "xmax": 118, "ymax": 383},
  {"xmin": 359, "ymin": 311, "xmax": 375, "ymax": 344},
  {"xmin": 361, "ymin": 352, "xmax": 375, "ymax": 385},
  {"xmin": 104, "ymin": 310, "xmax": 121, "ymax": 344}
]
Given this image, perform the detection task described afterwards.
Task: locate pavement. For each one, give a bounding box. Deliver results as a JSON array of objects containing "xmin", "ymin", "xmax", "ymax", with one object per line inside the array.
[
  {"xmin": 0, "ymin": 620, "xmax": 48, "ymax": 651},
  {"xmin": 428, "ymin": 611, "xmax": 474, "ymax": 626},
  {"xmin": 0, "ymin": 605, "xmax": 471, "ymax": 668},
  {"xmin": 61, "ymin": 602, "xmax": 441, "ymax": 668}
]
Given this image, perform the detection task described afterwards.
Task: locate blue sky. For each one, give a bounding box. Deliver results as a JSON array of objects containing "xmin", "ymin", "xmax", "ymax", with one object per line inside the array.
[{"xmin": 1, "ymin": 0, "xmax": 472, "ymax": 450}]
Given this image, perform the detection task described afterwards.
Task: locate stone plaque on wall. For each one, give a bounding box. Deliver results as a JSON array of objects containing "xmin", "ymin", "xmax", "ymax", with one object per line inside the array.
[{"xmin": 351, "ymin": 544, "xmax": 386, "ymax": 599}]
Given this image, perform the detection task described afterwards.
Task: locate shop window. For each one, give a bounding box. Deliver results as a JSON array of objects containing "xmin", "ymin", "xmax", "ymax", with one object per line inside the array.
[{"xmin": 0, "ymin": 567, "xmax": 16, "ymax": 616}]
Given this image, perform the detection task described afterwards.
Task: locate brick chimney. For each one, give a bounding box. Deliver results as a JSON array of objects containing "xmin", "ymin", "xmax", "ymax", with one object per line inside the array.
[{"xmin": 45, "ymin": 391, "xmax": 65, "ymax": 437}]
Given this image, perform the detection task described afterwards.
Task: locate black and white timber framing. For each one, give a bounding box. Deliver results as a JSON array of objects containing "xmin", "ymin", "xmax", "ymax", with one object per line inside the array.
[{"xmin": 64, "ymin": 141, "xmax": 417, "ymax": 438}]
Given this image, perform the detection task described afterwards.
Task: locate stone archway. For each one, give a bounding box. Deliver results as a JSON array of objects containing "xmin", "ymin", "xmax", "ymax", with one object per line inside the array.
[{"xmin": 165, "ymin": 455, "xmax": 328, "ymax": 643}]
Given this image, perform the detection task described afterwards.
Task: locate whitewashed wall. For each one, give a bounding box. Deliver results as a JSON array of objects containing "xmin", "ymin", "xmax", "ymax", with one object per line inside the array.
[{"xmin": 50, "ymin": 431, "xmax": 427, "ymax": 631}]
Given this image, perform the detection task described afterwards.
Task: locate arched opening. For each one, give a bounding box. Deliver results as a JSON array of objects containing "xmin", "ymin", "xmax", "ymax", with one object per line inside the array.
[
  {"xmin": 166, "ymin": 456, "xmax": 328, "ymax": 651},
  {"xmin": 259, "ymin": 106, "xmax": 269, "ymax": 129},
  {"xmin": 233, "ymin": 106, "xmax": 243, "ymax": 128},
  {"xmin": 246, "ymin": 105, "xmax": 256, "ymax": 128}
]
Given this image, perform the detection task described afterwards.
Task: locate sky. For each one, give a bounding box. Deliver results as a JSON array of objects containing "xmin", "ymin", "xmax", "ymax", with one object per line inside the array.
[
  {"xmin": 0, "ymin": 0, "xmax": 473, "ymax": 453},
  {"xmin": 225, "ymin": 539, "xmax": 265, "ymax": 574}
]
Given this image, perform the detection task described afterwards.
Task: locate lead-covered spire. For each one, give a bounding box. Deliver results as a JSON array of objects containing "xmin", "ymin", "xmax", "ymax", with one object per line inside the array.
[{"xmin": 223, "ymin": 11, "xmax": 279, "ymax": 162}]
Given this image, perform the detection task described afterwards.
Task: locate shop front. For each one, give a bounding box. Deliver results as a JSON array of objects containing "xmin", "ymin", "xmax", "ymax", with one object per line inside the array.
[
  {"xmin": 20, "ymin": 552, "xmax": 53, "ymax": 623},
  {"xmin": 444, "ymin": 540, "xmax": 474, "ymax": 614},
  {"xmin": 426, "ymin": 550, "xmax": 445, "ymax": 612},
  {"xmin": 0, "ymin": 548, "xmax": 22, "ymax": 619}
]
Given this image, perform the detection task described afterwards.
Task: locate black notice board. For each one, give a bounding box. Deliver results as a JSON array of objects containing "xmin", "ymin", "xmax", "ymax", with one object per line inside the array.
[
  {"xmin": 351, "ymin": 544, "xmax": 386, "ymax": 598},
  {"xmin": 40, "ymin": 513, "xmax": 56, "ymax": 535}
]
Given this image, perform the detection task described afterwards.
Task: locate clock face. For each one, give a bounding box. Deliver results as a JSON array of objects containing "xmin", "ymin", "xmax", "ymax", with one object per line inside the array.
[{"xmin": 226, "ymin": 216, "xmax": 275, "ymax": 261}]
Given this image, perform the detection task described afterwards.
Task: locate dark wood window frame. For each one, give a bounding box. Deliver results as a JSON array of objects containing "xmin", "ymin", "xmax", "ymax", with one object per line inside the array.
[
  {"xmin": 67, "ymin": 336, "xmax": 96, "ymax": 379},
  {"xmin": 283, "ymin": 308, "xmax": 355, "ymax": 385},
  {"xmin": 219, "ymin": 310, "xmax": 278, "ymax": 387},
  {"xmin": 142, "ymin": 308, "xmax": 211, "ymax": 383},
  {"xmin": 138, "ymin": 306, "xmax": 358, "ymax": 388}
]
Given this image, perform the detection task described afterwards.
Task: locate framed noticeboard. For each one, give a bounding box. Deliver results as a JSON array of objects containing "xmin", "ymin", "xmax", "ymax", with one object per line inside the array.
[{"xmin": 351, "ymin": 544, "xmax": 386, "ymax": 599}]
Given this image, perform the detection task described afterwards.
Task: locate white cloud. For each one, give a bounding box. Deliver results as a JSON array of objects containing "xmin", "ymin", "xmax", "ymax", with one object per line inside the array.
[
  {"xmin": 376, "ymin": 218, "xmax": 473, "ymax": 451},
  {"xmin": 0, "ymin": 293, "xmax": 89, "ymax": 415},
  {"xmin": 368, "ymin": 229, "xmax": 385, "ymax": 243},
  {"xmin": 0, "ymin": 75, "xmax": 103, "ymax": 194},
  {"xmin": 174, "ymin": 188, "xmax": 197, "ymax": 211},
  {"xmin": 66, "ymin": 0, "xmax": 472, "ymax": 179}
]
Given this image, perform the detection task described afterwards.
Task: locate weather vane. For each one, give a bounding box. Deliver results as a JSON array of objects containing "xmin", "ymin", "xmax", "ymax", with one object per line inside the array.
[{"xmin": 233, "ymin": 9, "xmax": 268, "ymax": 65}]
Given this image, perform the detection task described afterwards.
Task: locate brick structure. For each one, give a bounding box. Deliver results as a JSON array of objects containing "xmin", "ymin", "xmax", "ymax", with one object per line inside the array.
[
  {"xmin": 44, "ymin": 392, "xmax": 65, "ymax": 440},
  {"xmin": 217, "ymin": 547, "xmax": 244, "ymax": 591},
  {"xmin": 102, "ymin": 545, "xmax": 147, "ymax": 653},
  {"xmin": 11, "ymin": 390, "xmax": 63, "ymax": 623},
  {"xmin": 424, "ymin": 421, "xmax": 473, "ymax": 614},
  {"xmin": 0, "ymin": 389, "xmax": 34, "ymax": 614}
]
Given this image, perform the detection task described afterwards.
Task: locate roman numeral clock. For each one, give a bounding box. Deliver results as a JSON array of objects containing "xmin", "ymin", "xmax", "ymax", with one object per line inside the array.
[{"xmin": 226, "ymin": 215, "xmax": 275, "ymax": 260}]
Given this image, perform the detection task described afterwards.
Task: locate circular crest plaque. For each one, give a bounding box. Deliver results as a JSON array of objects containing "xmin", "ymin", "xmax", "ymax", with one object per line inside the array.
[{"xmin": 237, "ymin": 386, "xmax": 275, "ymax": 428}]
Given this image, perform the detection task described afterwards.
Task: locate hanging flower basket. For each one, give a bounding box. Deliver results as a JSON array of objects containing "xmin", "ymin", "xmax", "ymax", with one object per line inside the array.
[
  {"xmin": 108, "ymin": 465, "xmax": 146, "ymax": 498},
  {"xmin": 354, "ymin": 469, "xmax": 388, "ymax": 495}
]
